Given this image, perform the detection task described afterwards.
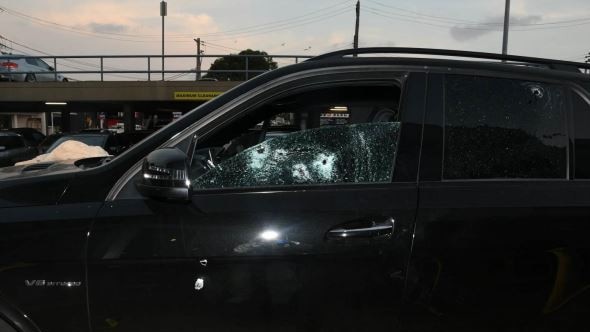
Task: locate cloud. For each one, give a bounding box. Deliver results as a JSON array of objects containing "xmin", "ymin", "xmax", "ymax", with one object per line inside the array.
[
  {"xmin": 85, "ymin": 23, "xmax": 130, "ymax": 34},
  {"xmin": 450, "ymin": 15, "xmax": 542, "ymax": 41}
]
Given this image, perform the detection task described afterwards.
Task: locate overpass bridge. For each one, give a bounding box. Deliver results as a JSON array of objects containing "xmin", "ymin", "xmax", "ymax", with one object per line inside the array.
[
  {"xmin": 0, "ymin": 80, "xmax": 240, "ymax": 134},
  {"xmin": 0, "ymin": 53, "xmax": 311, "ymax": 134}
]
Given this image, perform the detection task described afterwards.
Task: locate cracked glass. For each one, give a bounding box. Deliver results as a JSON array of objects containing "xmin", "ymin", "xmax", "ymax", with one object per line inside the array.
[
  {"xmin": 443, "ymin": 75, "xmax": 567, "ymax": 179},
  {"xmin": 193, "ymin": 122, "xmax": 399, "ymax": 189}
]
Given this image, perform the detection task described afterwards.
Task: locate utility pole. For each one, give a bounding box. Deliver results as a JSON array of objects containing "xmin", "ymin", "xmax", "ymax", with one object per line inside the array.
[
  {"xmin": 353, "ymin": 0, "xmax": 360, "ymax": 55},
  {"xmin": 502, "ymin": 0, "xmax": 510, "ymax": 55},
  {"xmin": 160, "ymin": 1, "xmax": 167, "ymax": 81},
  {"xmin": 194, "ymin": 38, "xmax": 204, "ymax": 81}
]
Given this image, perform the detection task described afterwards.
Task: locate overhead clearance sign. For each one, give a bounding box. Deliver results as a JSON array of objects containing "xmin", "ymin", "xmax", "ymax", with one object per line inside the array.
[{"xmin": 174, "ymin": 91, "xmax": 222, "ymax": 101}]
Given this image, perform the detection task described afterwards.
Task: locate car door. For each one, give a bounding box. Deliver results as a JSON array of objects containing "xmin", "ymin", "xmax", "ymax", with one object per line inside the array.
[
  {"xmin": 88, "ymin": 70, "xmax": 425, "ymax": 331},
  {"xmin": 404, "ymin": 73, "xmax": 590, "ymax": 331}
]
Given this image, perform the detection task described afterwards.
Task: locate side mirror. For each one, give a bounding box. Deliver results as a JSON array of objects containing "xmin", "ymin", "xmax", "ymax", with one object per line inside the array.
[
  {"xmin": 48, "ymin": 66, "xmax": 54, "ymax": 71},
  {"xmin": 136, "ymin": 147, "xmax": 191, "ymax": 201}
]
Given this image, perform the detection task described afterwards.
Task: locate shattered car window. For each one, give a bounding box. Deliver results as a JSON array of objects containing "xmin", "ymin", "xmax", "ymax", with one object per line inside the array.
[
  {"xmin": 193, "ymin": 122, "xmax": 399, "ymax": 189},
  {"xmin": 443, "ymin": 75, "xmax": 567, "ymax": 179}
]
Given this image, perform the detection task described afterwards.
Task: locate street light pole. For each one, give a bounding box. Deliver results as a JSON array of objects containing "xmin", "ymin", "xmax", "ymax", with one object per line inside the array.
[
  {"xmin": 353, "ymin": 0, "xmax": 360, "ymax": 56},
  {"xmin": 502, "ymin": 0, "xmax": 510, "ymax": 55},
  {"xmin": 160, "ymin": 1, "xmax": 167, "ymax": 81},
  {"xmin": 194, "ymin": 38, "xmax": 203, "ymax": 81}
]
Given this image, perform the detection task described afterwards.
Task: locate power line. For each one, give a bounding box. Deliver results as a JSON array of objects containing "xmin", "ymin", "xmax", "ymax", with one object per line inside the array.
[
  {"xmin": 366, "ymin": 0, "xmax": 590, "ymax": 27},
  {"xmin": 364, "ymin": 6, "xmax": 590, "ymax": 32},
  {"xmin": 0, "ymin": 0, "xmax": 354, "ymax": 42},
  {"xmin": 187, "ymin": 0, "xmax": 354, "ymax": 39},
  {"xmin": 0, "ymin": 35, "xmax": 143, "ymax": 80},
  {"xmin": 207, "ymin": 7, "xmax": 351, "ymax": 42},
  {"xmin": 203, "ymin": 41, "xmax": 240, "ymax": 52}
]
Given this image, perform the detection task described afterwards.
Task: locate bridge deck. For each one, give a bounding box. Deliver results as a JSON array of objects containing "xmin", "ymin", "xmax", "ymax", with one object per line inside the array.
[{"xmin": 0, "ymin": 81, "xmax": 241, "ymax": 102}]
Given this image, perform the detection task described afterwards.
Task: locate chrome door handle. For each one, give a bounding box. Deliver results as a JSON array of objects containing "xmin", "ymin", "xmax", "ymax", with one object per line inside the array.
[{"xmin": 327, "ymin": 217, "xmax": 395, "ymax": 239}]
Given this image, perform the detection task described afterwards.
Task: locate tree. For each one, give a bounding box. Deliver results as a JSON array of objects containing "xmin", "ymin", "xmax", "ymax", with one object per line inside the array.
[{"xmin": 204, "ymin": 49, "xmax": 277, "ymax": 81}]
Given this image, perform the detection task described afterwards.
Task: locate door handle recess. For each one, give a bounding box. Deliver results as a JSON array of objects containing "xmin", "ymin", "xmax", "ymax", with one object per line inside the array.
[{"xmin": 327, "ymin": 217, "xmax": 395, "ymax": 239}]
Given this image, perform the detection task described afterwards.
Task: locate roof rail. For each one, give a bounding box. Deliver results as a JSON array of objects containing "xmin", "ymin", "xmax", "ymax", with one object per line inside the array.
[{"xmin": 309, "ymin": 47, "xmax": 590, "ymax": 72}]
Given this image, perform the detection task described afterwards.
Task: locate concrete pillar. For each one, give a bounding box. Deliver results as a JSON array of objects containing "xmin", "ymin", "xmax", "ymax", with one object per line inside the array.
[
  {"xmin": 123, "ymin": 104, "xmax": 134, "ymax": 133},
  {"xmin": 40, "ymin": 112, "xmax": 47, "ymax": 135},
  {"xmin": 61, "ymin": 110, "xmax": 71, "ymax": 133}
]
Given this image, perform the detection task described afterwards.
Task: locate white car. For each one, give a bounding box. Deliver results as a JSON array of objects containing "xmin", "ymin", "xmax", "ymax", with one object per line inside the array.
[{"xmin": 0, "ymin": 54, "xmax": 68, "ymax": 82}]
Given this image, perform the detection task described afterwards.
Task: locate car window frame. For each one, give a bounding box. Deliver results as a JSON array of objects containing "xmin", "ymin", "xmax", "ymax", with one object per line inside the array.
[
  {"xmin": 107, "ymin": 66, "xmax": 427, "ymax": 201},
  {"xmin": 569, "ymin": 87, "xmax": 590, "ymax": 179},
  {"xmin": 180, "ymin": 79, "xmax": 407, "ymax": 194}
]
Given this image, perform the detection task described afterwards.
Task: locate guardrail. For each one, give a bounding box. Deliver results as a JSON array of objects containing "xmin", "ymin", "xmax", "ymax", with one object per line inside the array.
[{"xmin": 0, "ymin": 54, "xmax": 314, "ymax": 82}]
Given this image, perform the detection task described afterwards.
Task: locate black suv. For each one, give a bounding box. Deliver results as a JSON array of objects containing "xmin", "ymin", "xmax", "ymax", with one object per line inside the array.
[{"xmin": 1, "ymin": 48, "xmax": 590, "ymax": 332}]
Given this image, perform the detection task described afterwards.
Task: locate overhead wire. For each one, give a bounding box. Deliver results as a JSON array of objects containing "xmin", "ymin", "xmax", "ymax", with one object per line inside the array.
[
  {"xmin": 364, "ymin": 6, "xmax": 590, "ymax": 32},
  {"xmin": 366, "ymin": 0, "xmax": 590, "ymax": 27},
  {"xmin": 207, "ymin": 7, "xmax": 351, "ymax": 42},
  {"xmin": 0, "ymin": 0, "xmax": 354, "ymax": 43},
  {"xmin": 1, "ymin": 35, "xmax": 144, "ymax": 80}
]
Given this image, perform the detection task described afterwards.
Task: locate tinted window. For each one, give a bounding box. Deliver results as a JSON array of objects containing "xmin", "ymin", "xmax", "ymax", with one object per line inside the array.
[
  {"xmin": 573, "ymin": 92, "xmax": 590, "ymax": 178},
  {"xmin": 37, "ymin": 59, "xmax": 51, "ymax": 69},
  {"xmin": 0, "ymin": 136, "xmax": 25, "ymax": 150},
  {"xmin": 443, "ymin": 75, "xmax": 567, "ymax": 179}
]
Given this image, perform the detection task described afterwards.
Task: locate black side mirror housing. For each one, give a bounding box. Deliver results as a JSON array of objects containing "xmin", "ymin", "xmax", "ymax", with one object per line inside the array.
[{"xmin": 136, "ymin": 147, "xmax": 191, "ymax": 201}]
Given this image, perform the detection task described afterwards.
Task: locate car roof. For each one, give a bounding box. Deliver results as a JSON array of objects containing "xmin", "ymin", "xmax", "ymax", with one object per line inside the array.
[
  {"xmin": 11, "ymin": 128, "xmax": 43, "ymax": 133},
  {"xmin": 64, "ymin": 133, "xmax": 110, "ymax": 137},
  {"xmin": 0, "ymin": 131, "xmax": 22, "ymax": 137},
  {"xmin": 299, "ymin": 48, "xmax": 590, "ymax": 82},
  {"xmin": 0, "ymin": 54, "xmax": 26, "ymax": 58}
]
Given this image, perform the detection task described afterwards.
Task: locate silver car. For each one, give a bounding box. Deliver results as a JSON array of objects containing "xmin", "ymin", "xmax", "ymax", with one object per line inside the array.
[{"xmin": 0, "ymin": 54, "xmax": 67, "ymax": 82}]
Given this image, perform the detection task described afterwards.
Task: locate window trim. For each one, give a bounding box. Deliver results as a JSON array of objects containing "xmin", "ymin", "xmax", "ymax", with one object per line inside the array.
[
  {"xmin": 440, "ymin": 73, "xmax": 572, "ymax": 182},
  {"xmin": 571, "ymin": 88, "xmax": 590, "ymax": 180},
  {"xmin": 107, "ymin": 66, "xmax": 422, "ymax": 201}
]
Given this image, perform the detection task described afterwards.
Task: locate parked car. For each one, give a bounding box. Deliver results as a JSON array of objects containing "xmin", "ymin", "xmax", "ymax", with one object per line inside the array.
[
  {"xmin": 0, "ymin": 131, "xmax": 38, "ymax": 167},
  {"xmin": 37, "ymin": 132, "xmax": 64, "ymax": 154},
  {"xmin": 0, "ymin": 54, "xmax": 68, "ymax": 82},
  {"xmin": 9, "ymin": 128, "xmax": 45, "ymax": 148},
  {"xmin": 1, "ymin": 48, "xmax": 590, "ymax": 332},
  {"xmin": 47, "ymin": 131, "xmax": 125, "ymax": 156}
]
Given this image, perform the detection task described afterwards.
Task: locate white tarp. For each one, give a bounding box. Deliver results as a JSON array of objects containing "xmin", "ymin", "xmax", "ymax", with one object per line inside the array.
[{"xmin": 16, "ymin": 140, "xmax": 109, "ymax": 166}]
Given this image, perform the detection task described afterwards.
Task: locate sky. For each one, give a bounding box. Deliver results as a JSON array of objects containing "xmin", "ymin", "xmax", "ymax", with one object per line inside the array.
[{"xmin": 1, "ymin": 0, "xmax": 589, "ymax": 80}]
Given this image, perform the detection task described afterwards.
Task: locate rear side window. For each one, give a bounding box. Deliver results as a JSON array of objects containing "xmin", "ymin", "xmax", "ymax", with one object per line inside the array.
[{"xmin": 443, "ymin": 75, "xmax": 567, "ymax": 179}]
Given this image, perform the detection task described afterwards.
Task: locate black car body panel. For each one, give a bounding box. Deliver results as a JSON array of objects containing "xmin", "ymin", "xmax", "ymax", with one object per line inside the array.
[{"xmin": 0, "ymin": 49, "xmax": 589, "ymax": 331}]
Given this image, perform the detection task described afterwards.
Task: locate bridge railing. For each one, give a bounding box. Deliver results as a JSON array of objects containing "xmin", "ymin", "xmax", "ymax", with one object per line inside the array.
[{"xmin": 0, "ymin": 54, "xmax": 314, "ymax": 82}]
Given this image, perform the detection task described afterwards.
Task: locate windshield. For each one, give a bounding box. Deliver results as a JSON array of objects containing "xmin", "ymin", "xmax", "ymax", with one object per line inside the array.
[{"xmin": 47, "ymin": 135, "xmax": 107, "ymax": 153}]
